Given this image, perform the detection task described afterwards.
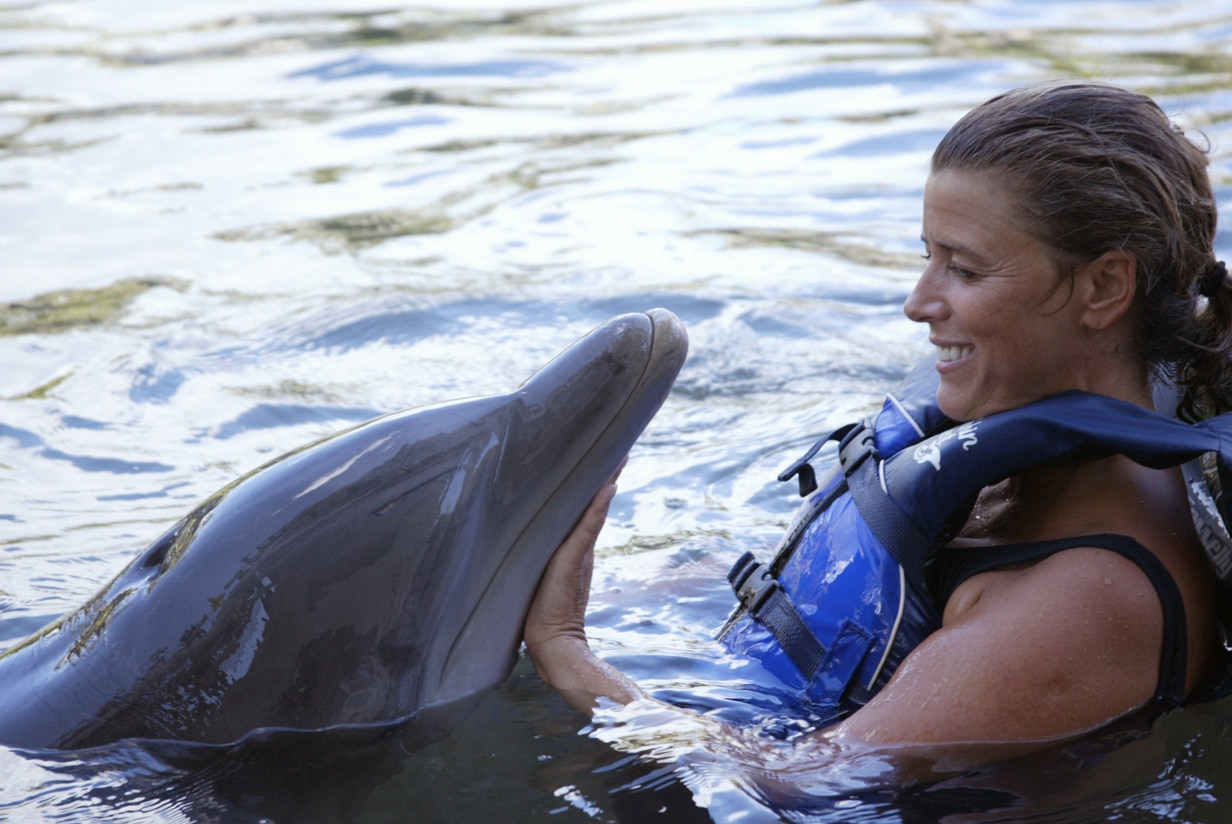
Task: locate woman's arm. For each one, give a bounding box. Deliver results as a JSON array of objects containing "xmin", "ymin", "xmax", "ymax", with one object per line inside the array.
[
  {"xmin": 524, "ymin": 490, "xmax": 1169, "ymax": 759},
  {"xmin": 836, "ymin": 546, "xmax": 1165, "ymax": 746}
]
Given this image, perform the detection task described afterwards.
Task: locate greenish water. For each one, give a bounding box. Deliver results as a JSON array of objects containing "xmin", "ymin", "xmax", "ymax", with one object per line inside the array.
[{"xmin": 1, "ymin": 1, "xmax": 1231, "ymax": 820}]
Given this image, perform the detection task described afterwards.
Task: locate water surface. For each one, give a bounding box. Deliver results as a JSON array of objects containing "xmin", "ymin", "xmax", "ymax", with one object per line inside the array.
[{"xmin": 2, "ymin": 1, "xmax": 1232, "ymax": 821}]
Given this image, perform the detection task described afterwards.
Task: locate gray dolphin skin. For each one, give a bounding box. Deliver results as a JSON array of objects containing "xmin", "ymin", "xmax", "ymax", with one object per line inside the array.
[{"xmin": 0, "ymin": 309, "xmax": 687, "ymax": 751}]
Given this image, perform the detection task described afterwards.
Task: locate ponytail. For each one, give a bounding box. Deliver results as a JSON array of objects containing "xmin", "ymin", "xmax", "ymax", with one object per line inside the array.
[{"xmin": 1182, "ymin": 261, "xmax": 1232, "ymax": 420}]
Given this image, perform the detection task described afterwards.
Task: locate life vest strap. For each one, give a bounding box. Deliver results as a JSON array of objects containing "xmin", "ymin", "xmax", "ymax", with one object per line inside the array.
[
  {"xmin": 728, "ymin": 552, "xmax": 827, "ymax": 680},
  {"xmin": 845, "ymin": 455, "xmax": 935, "ymax": 583},
  {"xmin": 783, "ymin": 420, "xmax": 937, "ymax": 584},
  {"xmin": 778, "ymin": 424, "xmax": 856, "ymax": 497}
]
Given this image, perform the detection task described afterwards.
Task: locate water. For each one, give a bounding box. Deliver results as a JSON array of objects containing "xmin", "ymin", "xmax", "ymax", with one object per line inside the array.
[{"xmin": 2, "ymin": 0, "xmax": 1231, "ymax": 820}]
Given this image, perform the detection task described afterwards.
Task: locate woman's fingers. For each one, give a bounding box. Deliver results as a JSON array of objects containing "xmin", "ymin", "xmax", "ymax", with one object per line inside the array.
[{"xmin": 524, "ymin": 482, "xmax": 617, "ymax": 649}]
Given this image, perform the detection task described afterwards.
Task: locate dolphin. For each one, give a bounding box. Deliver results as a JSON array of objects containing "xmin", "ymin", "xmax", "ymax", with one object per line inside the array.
[{"xmin": 0, "ymin": 309, "xmax": 687, "ymax": 751}]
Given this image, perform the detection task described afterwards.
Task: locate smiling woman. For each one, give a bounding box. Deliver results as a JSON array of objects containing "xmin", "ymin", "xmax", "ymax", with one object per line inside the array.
[{"xmin": 525, "ymin": 80, "xmax": 1232, "ymax": 776}]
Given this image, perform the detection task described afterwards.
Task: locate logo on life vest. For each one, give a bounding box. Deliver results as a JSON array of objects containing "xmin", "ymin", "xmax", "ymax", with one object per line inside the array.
[{"xmin": 912, "ymin": 421, "xmax": 979, "ymax": 471}]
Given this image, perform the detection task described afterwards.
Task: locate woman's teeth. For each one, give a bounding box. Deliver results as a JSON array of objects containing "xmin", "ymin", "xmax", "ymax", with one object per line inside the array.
[{"xmin": 938, "ymin": 345, "xmax": 973, "ymax": 363}]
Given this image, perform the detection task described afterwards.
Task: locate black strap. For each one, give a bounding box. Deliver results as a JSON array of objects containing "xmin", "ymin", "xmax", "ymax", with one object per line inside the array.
[
  {"xmin": 777, "ymin": 420, "xmax": 943, "ymax": 589},
  {"xmin": 844, "ymin": 455, "xmax": 933, "ymax": 584},
  {"xmin": 778, "ymin": 424, "xmax": 856, "ymax": 497},
  {"xmin": 727, "ymin": 553, "xmax": 827, "ymax": 680},
  {"xmin": 933, "ymin": 534, "xmax": 1188, "ymax": 707}
]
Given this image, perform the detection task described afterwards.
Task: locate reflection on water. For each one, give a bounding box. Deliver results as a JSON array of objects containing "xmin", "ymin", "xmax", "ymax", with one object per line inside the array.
[{"xmin": 2, "ymin": 0, "xmax": 1231, "ymax": 821}]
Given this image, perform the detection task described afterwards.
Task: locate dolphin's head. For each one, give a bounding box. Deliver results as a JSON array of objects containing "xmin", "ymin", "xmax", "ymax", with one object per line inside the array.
[
  {"xmin": 233, "ymin": 308, "xmax": 688, "ymax": 741},
  {"xmin": 425, "ymin": 309, "xmax": 688, "ymax": 710}
]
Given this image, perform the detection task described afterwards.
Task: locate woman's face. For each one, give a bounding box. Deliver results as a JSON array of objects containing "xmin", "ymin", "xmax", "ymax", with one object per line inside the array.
[{"xmin": 904, "ymin": 168, "xmax": 1091, "ymax": 421}]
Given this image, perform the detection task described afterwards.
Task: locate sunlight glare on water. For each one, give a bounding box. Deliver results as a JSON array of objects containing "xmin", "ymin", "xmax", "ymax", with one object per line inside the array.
[{"xmin": 2, "ymin": 0, "xmax": 1232, "ymax": 821}]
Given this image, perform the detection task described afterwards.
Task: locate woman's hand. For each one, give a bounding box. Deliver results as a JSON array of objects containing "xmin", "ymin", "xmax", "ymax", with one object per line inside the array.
[{"xmin": 523, "ymin": 471, "xmax": 643, "ymax": 710}]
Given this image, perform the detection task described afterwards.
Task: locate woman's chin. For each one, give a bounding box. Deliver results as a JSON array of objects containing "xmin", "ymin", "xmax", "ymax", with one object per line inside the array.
[{"xmin": 934, "ymin": 386, "xmax": 971, "ymax": 422}]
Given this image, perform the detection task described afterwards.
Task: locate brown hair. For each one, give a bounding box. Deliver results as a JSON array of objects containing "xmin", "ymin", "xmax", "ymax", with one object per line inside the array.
[{"xmin": 932, "ymin": 80, "xmax": 1229, "ymax": 420}]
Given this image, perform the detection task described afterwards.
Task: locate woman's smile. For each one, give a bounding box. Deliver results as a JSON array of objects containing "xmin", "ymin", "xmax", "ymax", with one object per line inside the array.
[{"xmin": 935, "ymin": 343, "xmax": 974, "ymax": 365}]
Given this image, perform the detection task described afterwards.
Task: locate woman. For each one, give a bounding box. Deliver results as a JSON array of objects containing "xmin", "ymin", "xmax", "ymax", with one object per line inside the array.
[{"xmin": 523, "ymin": 81, "xmax": 1231, "ymax": 756}]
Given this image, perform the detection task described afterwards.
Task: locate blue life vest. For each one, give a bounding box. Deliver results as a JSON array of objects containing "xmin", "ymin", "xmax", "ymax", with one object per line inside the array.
[{"xmin": 719, "ymin": 360, "xmax": 1232, "ymax": 727}]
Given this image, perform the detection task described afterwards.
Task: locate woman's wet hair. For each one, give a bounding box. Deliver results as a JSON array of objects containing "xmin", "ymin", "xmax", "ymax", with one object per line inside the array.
[{"xmin": 932, "ymin": 80, "xmax": 1229, "ymax": 419}]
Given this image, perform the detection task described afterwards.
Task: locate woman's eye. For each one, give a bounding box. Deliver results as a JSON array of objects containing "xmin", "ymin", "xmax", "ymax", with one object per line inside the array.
[{"xmin": 921, "ymin": 249, "xmax": 978, "ymax": 280}]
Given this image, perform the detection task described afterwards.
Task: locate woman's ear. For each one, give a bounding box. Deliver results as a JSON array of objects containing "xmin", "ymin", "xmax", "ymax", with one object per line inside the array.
[{"xmin": 1078, "ymin": 250, "xmax": 1137, "ymax": 330}]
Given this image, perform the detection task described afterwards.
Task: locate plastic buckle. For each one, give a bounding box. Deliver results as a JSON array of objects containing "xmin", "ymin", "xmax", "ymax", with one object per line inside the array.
[
  {"xmin": 728, "ymin": 551, "xmax": 779, "ymax": 615},
  {"xmin": 727, "ymin": 550, "xmax": 758, "ymax": 590},
  {"xmin": 837, "ymin": 422, "xmax": 877, "ymax": 477}
]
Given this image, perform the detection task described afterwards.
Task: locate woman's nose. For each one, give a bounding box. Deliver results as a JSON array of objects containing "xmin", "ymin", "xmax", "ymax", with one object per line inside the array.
[{"xmin": 903, "ymin": 268, "xmax": 945, "ymax": 323}]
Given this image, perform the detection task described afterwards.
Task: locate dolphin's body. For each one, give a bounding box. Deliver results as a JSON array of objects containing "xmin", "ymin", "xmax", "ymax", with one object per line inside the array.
[{"xmin": 0, "ymin": 309, "xmax": 687, "ymax": 751}]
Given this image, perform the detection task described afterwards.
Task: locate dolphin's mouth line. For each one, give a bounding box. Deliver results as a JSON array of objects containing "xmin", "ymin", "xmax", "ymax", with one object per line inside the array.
[{"xmin": 436, "ymin": 312, "xmax": 681, "ymax": 686}]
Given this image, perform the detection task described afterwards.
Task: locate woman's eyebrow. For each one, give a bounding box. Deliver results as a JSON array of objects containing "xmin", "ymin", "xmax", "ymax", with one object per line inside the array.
[{"xmin": 920, "ymin": 234, "xmax": 973, "ymax": 255}]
